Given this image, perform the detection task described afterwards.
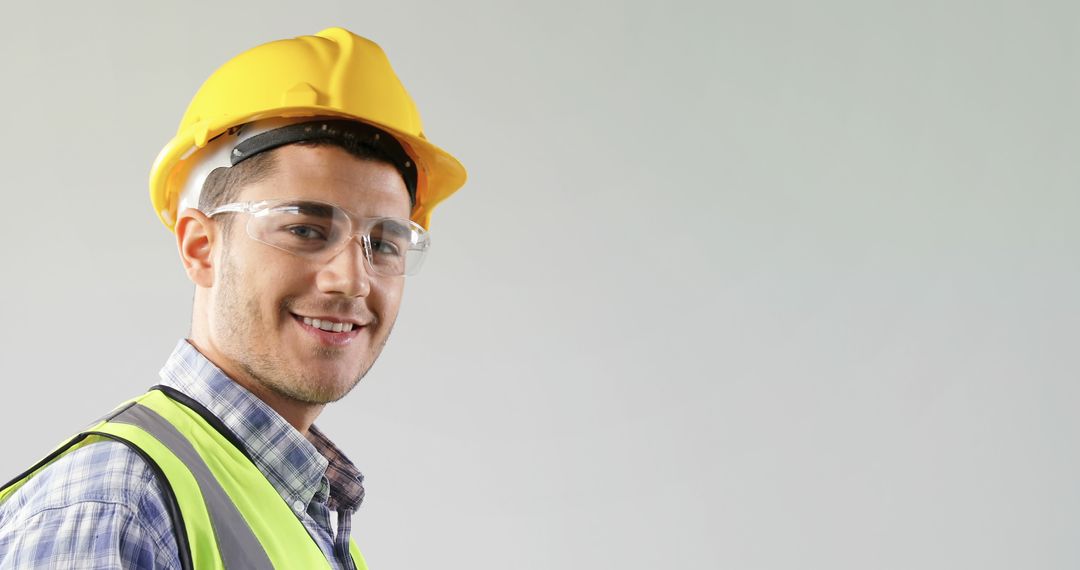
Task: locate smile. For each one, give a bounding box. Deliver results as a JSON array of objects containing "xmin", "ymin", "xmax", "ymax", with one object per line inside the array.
[
  {"xmin": 291, "ymin": 313, "xmax": 364, "ymax": 347},
  {"xmin": 300, "ymin": 316, "xmax": 355, "ymax": 333}
]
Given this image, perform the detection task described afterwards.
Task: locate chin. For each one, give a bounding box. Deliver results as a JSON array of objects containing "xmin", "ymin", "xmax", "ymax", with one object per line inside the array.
[
  {"xmin": 293, "ymin": 368, "xmax": 364, "ymax": 404},
  {"xmin": 267, "ymin": 380, "xmax": 346, "ymax": 406}
]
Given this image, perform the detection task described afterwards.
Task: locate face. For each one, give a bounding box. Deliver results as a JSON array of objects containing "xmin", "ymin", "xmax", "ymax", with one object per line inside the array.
[{"xmin": 206, "ymin": 144, "xmax": 411, "ymax": 405}]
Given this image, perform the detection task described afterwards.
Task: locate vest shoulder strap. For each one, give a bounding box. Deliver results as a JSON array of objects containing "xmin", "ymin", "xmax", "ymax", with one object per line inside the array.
[{"xmin": 1, "ymin": 389, "xmax": 370, "ymax": 570}]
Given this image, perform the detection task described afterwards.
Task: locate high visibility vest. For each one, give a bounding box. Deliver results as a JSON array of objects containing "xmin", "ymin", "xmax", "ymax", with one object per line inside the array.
[{"xmin": 0, "ymin": 386, "xmax": 369, "ymax": 570}]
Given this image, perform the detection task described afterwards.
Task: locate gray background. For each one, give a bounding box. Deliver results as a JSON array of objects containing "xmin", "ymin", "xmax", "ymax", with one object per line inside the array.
[{"xmin": 1, "ymin": 0, "xmax": 1077, "ymax": 568}]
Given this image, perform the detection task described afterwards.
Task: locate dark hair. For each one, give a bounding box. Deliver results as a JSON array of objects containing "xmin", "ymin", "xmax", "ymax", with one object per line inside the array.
[{"xmin": 198, "ymin": 139, "xmax": 404, "ymax": 238}]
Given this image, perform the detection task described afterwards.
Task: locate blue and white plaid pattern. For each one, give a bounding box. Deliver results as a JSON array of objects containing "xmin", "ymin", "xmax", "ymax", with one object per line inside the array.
[
  {"xmin": 0, "ymin": 441, "xmax": 178, "ymax": 569},
  {"xmin": 0, "ymin": 340, "xmax": 366, "ymax": 569}
]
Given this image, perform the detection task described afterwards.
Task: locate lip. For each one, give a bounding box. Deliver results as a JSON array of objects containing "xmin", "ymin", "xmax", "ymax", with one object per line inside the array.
[
  {"xmin": 291, "ymin": 313, "xmax": 364, "ymax": 347},
  {"xmin": 291, "ymin": 312, "xmax": 366, "ymax": 327}
]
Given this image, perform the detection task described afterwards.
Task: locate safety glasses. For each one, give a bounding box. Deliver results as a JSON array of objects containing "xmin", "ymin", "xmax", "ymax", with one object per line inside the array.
[{"xmin": 204, "ymin": 199, "xmax": 430, "ymax": 276}]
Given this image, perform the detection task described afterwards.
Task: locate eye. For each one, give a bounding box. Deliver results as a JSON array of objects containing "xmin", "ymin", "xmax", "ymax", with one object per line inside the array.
[
  {"xmin": 369, "ymin": 238, "xmax": 402, "ymax": 256},
  {"xmin": 286, "ymin": 224, "xmax": 327, "ymax": 240}
]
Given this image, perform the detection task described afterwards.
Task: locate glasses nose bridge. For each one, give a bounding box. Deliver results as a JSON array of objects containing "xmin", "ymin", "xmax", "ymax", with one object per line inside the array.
[
  {"xmin": 329, "ymin": 225, "xmax": 372, "ymax": 267},
  {"xmin": 347, "ymin": 227, "xmax": 370, "ymax": 256},
  {"xmin": 316, "ymin": 228, "xmax": 372, "ymax": 293},
  {"xmin": 322, "ymin": 215, "xmax": 383, "ymax": 275}
]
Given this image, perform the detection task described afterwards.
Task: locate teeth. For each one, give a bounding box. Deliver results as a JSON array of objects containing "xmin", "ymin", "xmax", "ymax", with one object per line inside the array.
[{"xmin": 300, "ymin": 316, "xmax": 354, "ymax": 333}]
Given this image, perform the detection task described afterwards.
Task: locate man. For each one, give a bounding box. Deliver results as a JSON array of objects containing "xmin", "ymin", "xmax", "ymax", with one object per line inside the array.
[{"xmin": 0, "ymin": 27, "xmax": 465, "ymax": 569}]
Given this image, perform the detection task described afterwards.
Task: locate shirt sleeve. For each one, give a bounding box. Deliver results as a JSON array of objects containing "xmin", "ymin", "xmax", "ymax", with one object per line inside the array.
[{"xmin": 0, "ymin": 440, "xmax": 182, "ymax": 570}]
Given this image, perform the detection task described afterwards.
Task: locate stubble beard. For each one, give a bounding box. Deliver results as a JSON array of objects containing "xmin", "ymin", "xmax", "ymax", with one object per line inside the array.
[{"xmin": 213, "ymin": 253, "xmax": 389, "ymax": 406}]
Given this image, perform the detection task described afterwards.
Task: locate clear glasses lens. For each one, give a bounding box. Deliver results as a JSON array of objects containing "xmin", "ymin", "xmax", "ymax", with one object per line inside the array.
[{"xmin": 243, "ymin": 200, "xmax": 429, "ymax": 276}]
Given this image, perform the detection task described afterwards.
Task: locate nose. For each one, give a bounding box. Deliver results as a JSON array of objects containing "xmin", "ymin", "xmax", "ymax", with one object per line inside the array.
[{"xmin": 315, "ymin": 234, "xmax": 372, "ymax": 298}]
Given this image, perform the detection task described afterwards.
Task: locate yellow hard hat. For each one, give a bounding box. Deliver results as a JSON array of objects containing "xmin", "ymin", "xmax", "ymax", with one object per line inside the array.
[{"xmin": 149, "ymin": 27, "xmax": 466, "ymax": 231}]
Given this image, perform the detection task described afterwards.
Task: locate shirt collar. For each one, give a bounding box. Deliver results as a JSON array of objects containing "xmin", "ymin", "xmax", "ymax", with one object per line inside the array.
[{"xmin": 158, "ymin": 339, "xmax": 365, "ymax": 512}]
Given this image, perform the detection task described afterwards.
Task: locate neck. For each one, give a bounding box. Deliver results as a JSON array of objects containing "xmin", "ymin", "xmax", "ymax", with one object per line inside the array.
[{"xmin": 185, "ymin": 338, "xmax": 324, "ymax": 436}]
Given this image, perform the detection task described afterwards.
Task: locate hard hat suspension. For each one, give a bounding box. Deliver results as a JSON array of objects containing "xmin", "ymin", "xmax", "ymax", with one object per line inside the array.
[{"xmin": 229, "ymin": 119, "xmax": 418, "ymax": 205}]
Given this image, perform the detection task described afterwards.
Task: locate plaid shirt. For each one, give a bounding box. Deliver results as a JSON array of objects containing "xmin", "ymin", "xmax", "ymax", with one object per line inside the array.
[{"xmin": 0, "ymin": 340, "xmax": 367, "ymax": 569}]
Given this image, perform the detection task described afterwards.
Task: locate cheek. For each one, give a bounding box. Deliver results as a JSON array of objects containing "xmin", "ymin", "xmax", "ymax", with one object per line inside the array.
[
  {"xmin": 238, "ymin": 258, "xmax": 312, "ymax": 317},
  {"xmin": 371, "ymin": 279, "xmax": 405, "ymax": 319}
]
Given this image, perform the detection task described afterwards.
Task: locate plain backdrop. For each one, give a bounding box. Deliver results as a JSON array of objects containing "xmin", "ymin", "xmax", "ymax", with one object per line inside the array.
[{"xmin": 1, "ymin": 1, "xmax": 1078, "ymax": 568}]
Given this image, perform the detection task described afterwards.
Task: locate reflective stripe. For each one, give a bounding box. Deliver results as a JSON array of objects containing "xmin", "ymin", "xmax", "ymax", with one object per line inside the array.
[{"xmin": 111, "ymin": 404, "xmax": 274, "ymax": 569}]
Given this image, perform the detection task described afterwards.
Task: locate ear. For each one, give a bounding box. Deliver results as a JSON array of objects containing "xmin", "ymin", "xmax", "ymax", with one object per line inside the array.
[{"xmin": 175, "ymin": 208, "xmax": 218, "ymax": 288}]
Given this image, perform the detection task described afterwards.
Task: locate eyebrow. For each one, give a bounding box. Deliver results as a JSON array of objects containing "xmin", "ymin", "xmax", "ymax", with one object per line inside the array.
[
  {"xmin": 375, "ymin": 219, "xmax": 413, "ymax": 239},
  {"xmin": 275, "ymin": 201, "xmax": 335, "ymax": 217}
]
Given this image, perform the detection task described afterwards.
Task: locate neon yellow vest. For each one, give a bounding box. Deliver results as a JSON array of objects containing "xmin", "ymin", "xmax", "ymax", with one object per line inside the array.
[{"xmin": 0, "ymin": 388, "xmax": 369, "ymax": 570}]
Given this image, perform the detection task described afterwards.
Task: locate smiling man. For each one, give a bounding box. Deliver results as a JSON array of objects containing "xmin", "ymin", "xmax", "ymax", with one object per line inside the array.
[{"xmin": 0, "ymin": 28, "xmax": 465, "ymax": 569}]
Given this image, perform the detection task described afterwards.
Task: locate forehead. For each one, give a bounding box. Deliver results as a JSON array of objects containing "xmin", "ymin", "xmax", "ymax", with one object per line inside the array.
[{"xmin": 235, "ymin": 144, "xmax": 411, "ymax": 219}]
